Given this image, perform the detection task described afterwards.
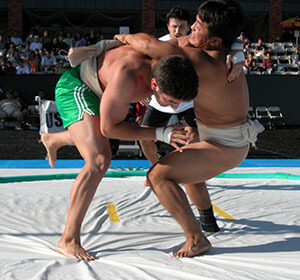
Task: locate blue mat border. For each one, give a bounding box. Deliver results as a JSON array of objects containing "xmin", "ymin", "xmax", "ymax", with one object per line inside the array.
[{"xmin": 0, "ymin": 159, "xmax": 300, "ymax": 169}]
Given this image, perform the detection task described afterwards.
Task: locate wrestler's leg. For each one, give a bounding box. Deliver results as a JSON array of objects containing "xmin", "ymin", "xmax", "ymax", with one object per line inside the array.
[
  {"xmin": 56, "ymin": 113, "xmax": 111, "ymax": 261},
  {"xmin": 147, "ymin": 167, "xmax": 211, "ymax": 258},
  {"xmin": 184, "ymin": 183, "xmax": 220, "ymax": 232},
  {"xmin": 41, "ymin": 130, "xmax": 74, "ymax": 168},
  {"xmin": 147, "ymin": 141, "xmax": 248, "ymax": 258},
  {"xmin": 139, "ymin": 107, "xmax": 172, "ymax": 185}
]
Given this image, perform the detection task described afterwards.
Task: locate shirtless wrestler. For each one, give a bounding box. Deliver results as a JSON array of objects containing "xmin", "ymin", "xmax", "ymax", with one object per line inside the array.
[
  {"xmin": 115, "ymin": 0, "xmax": 264, "ymax": 258},
  {"xmin": 41, "ymin": 41, "xmax": 199, "ymax": 260}
]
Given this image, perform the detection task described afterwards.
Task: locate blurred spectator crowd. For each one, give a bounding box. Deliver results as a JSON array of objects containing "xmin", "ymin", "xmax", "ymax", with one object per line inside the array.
[
  {"xmin": 0, "ymin": 87, "xmax": 46, "ymax": 130},
  {"xmin": 0, "ymin": 29, "xmax": 104, "ymax": 75},
  {"xmin": 0, "ymin": 28, "xmax": 299, "ymax": 131},
  {"xmin": 0, "ymin": 28, "xmax": 299, "ymax": 76},
  {"xmin": 240, "ymin": 32, "xmax": 300, "ymax": 75}
]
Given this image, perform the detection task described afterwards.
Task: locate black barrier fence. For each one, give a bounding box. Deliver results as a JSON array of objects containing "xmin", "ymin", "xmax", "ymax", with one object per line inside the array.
[{"xmin": 0, "ymin": 74, "xmax": 300, "ymax": 125}]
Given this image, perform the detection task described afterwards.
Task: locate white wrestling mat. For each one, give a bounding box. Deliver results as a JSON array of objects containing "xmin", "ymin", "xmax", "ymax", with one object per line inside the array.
[{"xmin": 0, "ymin": 167, "xmax": 300, "ymax": 280}]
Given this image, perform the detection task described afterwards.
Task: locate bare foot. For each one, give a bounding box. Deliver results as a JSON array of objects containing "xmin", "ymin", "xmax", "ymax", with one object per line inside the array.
[
  {"xmin": 41, "ymin": 133, "xmax": 57, "ymax": 168},
  {"xmin": 56, "ymin": 242, "xmax": 95, "ymax": 261},
  {"xmin": 173, "ymin": 234, "xmax": 211, "ymax": 258}
]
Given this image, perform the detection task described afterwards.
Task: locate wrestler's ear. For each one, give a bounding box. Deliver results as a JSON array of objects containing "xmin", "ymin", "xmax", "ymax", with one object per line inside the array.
[
  {"xmin": 208, "ymin": 36, "xmax": 222, "ymax": 48},
  {"xmin": 151, "ymin": 78, "xmax": 159, "ymax": 91}
]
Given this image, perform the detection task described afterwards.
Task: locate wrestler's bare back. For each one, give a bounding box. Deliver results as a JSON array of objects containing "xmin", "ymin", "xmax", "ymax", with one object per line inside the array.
[
  {"xmin": 179, "ymin": 37, "xmax": 249, "ymax": 128},
  {"xmin": 96, "ymin": 45, "xmax": 154, "ymax": 103}
]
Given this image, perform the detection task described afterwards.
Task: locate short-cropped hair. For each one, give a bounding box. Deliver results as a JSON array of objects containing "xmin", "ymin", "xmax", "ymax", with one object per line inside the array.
[
  {"xmin": 198, "ymin": 0, "xmax": 244, "ymax": 50},
  {"xmin": 166, "ymin": 6, "xmax": 191, "ymax": 25},
  {"xmin": 152, "ymin": 55, "xmax": 198, "ymax": 101}
]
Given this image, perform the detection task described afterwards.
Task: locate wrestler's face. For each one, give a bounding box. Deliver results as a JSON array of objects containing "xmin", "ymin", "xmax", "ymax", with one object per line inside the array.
[
  {"xmin": 151, "ymin": 78, "xmax": 183, "ymax": 109},
  {"xmin": 167, "ymin": 18, "xmax": 190, "ymax": 39},
  {"xmin": 156, "ymin": 92, "xmax": 182, "ymax": 109},
  {"xmin": 189, "ymin": 15, "xmax": 210, "ymax": 49}
]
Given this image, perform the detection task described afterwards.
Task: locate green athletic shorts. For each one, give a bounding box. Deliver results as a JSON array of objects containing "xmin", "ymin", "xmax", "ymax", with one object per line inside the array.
[{"xmin": 55, "ymin": 65, "xmax": 100, "ymax": 129}]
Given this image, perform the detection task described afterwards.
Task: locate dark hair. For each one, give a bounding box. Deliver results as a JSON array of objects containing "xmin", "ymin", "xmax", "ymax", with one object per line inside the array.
[
  {"xmin": 152, "ymin": 55, "xmax": 198, "ymax": 101},
  {"xmin": 166, "ymin": 6, "xmax": 191, "ymax": 25},
  {"xmin": 197, "ymin": 0, "xmax": 244, "ymax": 49}
]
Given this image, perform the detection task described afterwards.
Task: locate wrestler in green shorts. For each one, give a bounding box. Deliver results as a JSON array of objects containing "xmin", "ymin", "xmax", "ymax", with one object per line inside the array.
[{"xmin": 55, "ymin": 65, "xmax": 100, "ymax": 129}]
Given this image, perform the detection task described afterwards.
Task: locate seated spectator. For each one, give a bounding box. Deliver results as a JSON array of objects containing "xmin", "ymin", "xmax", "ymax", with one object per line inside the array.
[
  {"xmin": 291, "ymin": 46, "xmax": 300, "ymax": 65},
  {"xmin": 238, "ymin": 32, "xmax": 250, "ymax": 49},
  {"xmin": 16, "ymin": 58, "xmax": 30, "ymax": 74},
  {"xmin": 75, "ymin": 32, "xmax": 86, "ymax": 47},
  {"xmin": 10, "ymin": 31, "xmax": 23, "ymax": 47},
  {"xmin": 250, "ymin": 60, "xmax": 261, "ymax": 72},
  {"xmin": 244, "ymin": 53, "xmax": 256, "ymax": 73},
  {"xmin": 25, "ymin": 30, "xmax": 35, "ymax": 45},
  {"xmin": 0, "ymin": 89, "xmax": 24, "ymax": 130},
  {"xmin": 40, "ymin": 30, "xmax": 52, "ymax": 45},
  {"xmin": 40, "ymin": 49, "xmax": 57, "ymax": 72},
  {"xmin": 244, "ymin": 42, "xmax": 251, "ymax": 52},
  {"xmin": 262, "ymin": 52, "xmax": 275, "ymax": 73},
  {"xmin": 0, "ymin": 33, "xmax": 7, "ymax": 51},
  {"xmin": 26, "ymin": 51, "xmax": 41, "ymax": 72},
  {"xmin": 3, "ymin": 61, "xmax": 16, "ymax": 74},
  {"xmin": 30, "ymin": 35, "xmax": 43, "ymax": 51},
  {"xmin": 63, "ymin": 32, "xmax": 73, "ymax": 47},
  {"xmin": 6, "ymin": 42, "xmax": 19, "ymax": 67},
  {"xmin": 255, "ymin": 38, "xmax": 266, "ymax": 56}
]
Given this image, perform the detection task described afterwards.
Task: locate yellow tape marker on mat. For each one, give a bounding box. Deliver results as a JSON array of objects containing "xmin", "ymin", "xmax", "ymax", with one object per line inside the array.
[
  {"xmin": 212, "ymin": 203, "xmax": 236, "ymax": 221},
  {"xmin": 106, "ymin": 204, "xmax": 120, "ymax": 222}
]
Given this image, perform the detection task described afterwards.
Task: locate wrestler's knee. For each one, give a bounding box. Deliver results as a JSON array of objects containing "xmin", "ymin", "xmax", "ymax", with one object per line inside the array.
[
  {"xmin": 146, "ymin": 163, "xmax": 165, "ymax": 191},
  {"xmin": 86, "ymin": 150, "xmax": 111, "ymax": 176}
]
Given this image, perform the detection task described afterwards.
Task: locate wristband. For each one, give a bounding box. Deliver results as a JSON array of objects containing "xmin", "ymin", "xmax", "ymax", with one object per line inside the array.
[
  {"xmin": 155, "ymin": 127, "xmax": 174, "ymax": 143},
  {"xmin": 231, "ymin": 51, "xmax": 245, "ymax": 64},
  {"xmin": 231, "ymin": 42, "xmax": 243, "ymax": 51}
]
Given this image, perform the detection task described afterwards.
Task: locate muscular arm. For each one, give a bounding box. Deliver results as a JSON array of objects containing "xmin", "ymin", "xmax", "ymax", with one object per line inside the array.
[
  {"xmin": 116, "ymin": 33, "xmax": 244, "ymax": 82},
  {"xmin": 100, "ymin": 63, "xmax": 190, "ymax": 148},
  {"xmin": 114, "ymin": 33, "xmax": 184, "ymax": 59}
]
